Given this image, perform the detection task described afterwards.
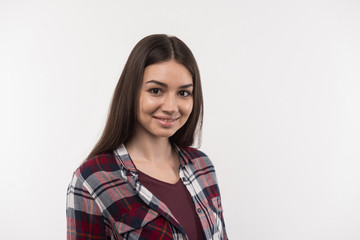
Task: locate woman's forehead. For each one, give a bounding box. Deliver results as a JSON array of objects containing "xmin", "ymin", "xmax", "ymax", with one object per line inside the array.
[{"xmin": 143, "ymin": 60, "xmax": 193, "ymax": 86}]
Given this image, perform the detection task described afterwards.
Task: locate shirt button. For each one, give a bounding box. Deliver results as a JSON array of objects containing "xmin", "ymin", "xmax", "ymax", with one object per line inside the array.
[
  {"xmin": 197, "ymin": 208, "xmax": 202, "ymax": 213},
  {"xmin": 182, "ymin": 177, "xmax": 186, "ymax": 182}
]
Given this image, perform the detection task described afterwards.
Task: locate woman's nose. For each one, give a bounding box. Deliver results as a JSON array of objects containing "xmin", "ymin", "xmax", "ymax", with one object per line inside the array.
[{"xmin": 161, "ymin": 93, "xmax": 178, "ymax": 113}]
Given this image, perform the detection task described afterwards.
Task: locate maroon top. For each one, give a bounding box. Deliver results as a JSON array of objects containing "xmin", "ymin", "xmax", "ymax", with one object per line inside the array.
[{"xmin": 137, "ymin": 170, "xmax": 205, "ymax": 240}]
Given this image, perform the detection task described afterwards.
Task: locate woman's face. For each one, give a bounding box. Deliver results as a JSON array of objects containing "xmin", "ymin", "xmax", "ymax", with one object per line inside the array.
[{"xmin": 136, "ymin": 60, "xmax": 193, "ymax": 139}]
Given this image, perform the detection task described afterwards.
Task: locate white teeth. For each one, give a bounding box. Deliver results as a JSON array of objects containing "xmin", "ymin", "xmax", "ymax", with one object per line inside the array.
[{"xmin": 157, "ymin": 118, "xmax": 177, "ymax": 122}]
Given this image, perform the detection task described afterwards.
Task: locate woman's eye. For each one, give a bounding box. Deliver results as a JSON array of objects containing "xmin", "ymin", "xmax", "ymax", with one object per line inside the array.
[
  {"xmin": 179, "ymin": 90, "xmax": 191, "ymax": 97},
  {"xmin": 149, "ymin": 88, "xmax": 163, "ymax": 95}
]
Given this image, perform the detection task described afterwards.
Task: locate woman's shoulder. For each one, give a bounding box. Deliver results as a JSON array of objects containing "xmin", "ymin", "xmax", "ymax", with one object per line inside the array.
[
  {"xmin": 182, "ymin": 146, "xmax": 207, "ymax": 156},
  {"xmin": 69, "ymin": 151, "xmax": 129, "ymax": 197},
  {"xmin": 73, "ymin": 151, "xmax": 120, "ymax": 180},
  {"xmin": 178, "ymin": 146, "xmax": 215, "ymax": 168}
]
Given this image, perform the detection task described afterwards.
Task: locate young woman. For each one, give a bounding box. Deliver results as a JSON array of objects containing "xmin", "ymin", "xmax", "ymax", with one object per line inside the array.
[{"xmin": 66, "ymin": 34, "xmax": 227, "ymax": 240}]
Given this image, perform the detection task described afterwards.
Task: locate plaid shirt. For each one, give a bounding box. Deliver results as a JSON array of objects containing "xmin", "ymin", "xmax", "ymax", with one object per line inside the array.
[{"xmin": 66, "ymin": 144, "xmax": 227, "ymax": 240}]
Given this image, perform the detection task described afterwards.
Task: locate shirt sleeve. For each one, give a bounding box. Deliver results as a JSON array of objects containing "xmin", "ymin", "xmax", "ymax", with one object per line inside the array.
[
  {"xmin": 219, "ymin": 193, "xmax": 228, "ymax": 240},
  {"xmin": 212, "ymin": 170, "xmax": 228, "ymax": 240},
  {"xmin": 66, "ymin": 172, "xmax": 107, "ymax": 240},
  {"xmin": 205, "ymin": 154, "xmax": 228, "ymax": 239}
]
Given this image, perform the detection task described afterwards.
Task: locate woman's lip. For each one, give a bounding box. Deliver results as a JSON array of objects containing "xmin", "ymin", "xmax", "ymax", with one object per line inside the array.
[
  {"xmin": 153, "ymin": 116, "xmax": 179, "ymax": 121},
  {"xmin": 153, "ymin": 116, "xmax": 179, "ymax": 127}
]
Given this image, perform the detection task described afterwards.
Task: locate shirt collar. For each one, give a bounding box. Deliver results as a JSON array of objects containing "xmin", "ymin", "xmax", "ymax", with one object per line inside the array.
[
  {"xmin": 174, "ymin": 144, "xmax": 196, "ymax": 167},
  {"xmin": 113, "ymin": 144, "xmax": 137, "ymax": 172},
  {"xmin": 113, "ymin": 143, "xmax": 195, "ymax": 172}
]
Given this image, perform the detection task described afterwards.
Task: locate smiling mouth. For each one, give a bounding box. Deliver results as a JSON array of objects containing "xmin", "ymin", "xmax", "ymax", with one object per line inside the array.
[{"xmin": 154, "ymin": 117, "xmax": 180, "ymax": 122}]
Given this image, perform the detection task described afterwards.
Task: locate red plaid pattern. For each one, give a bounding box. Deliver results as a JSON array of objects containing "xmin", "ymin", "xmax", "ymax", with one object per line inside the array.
[{"xmin": 66, "ymin": 144, "xmax": 227, "ymax": 239}]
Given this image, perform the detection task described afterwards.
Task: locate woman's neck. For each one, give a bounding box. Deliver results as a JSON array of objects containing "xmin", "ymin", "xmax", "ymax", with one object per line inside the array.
[
  {"xmin": 124, "ymin": 127, "xmax": 180, "ymax": 183},
  {"xmin": 125, "ymin": 132, "xmax": 174, "ymax": 165}
]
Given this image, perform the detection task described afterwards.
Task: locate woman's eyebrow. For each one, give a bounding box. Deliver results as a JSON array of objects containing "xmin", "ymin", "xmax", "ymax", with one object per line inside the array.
[
  {"xmin": 180, "ymin": 84, "xmax": 193, "ymax": 88},
  {"xmin": 145, "ymin": 80, "xmax": 167, "ymax": 88},
  {"xmin": 145, "ymin": 80, "xmax": 193, "ymax": 89}
]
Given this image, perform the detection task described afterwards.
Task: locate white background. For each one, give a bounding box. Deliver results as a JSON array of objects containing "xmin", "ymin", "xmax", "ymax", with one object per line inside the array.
[{"xmin": 1, "ymin": 0, "xmax": 360, "ymax": 239}]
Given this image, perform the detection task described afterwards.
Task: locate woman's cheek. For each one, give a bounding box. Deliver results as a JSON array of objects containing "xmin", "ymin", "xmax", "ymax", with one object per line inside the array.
[{"xmin": 184, "ymin": 100, "xmax": 193, "ymax": 115}]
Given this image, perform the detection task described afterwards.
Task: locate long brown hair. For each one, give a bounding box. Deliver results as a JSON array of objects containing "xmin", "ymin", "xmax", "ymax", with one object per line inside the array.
[{"xmin": 88, "ymin": 34, "xmax": 203, "ymax": 159}]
